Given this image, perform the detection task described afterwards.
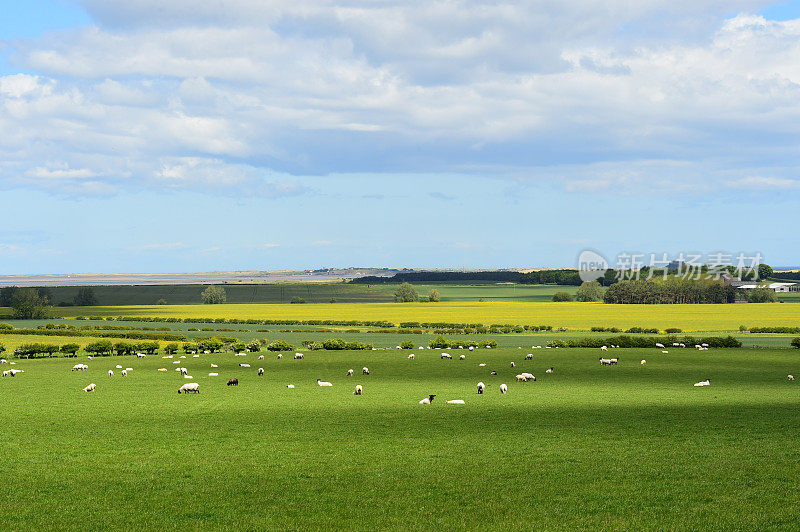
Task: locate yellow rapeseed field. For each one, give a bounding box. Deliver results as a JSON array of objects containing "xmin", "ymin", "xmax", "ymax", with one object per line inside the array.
[{"xmin": 47, "ymin": 301, "xmax": 800, "ymax": 331}]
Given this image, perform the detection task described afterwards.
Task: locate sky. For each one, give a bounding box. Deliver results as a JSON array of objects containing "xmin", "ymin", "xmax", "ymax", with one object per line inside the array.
[{"xmin": 1, "ymin": 1, "xmax": 800, "ymax": 274}]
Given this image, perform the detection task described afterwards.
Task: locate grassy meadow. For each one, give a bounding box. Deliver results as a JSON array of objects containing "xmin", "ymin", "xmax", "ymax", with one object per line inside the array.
[
  {"xmin": 24, "ymin": 300, "xmax": 800, "ymax": 332},
  {"xmin": 1, "ymin": 345, "xmax": 799, "ymax": 529}
]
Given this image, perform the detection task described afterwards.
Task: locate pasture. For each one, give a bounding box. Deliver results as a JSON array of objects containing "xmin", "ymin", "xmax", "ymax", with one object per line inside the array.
[
  {"xmin": 1, "ymin": 345, "xmax": 799, "ymax": 529},
  {"xmin": 35, "ymin": 301, "xmax": 800, "ymax": 331}
]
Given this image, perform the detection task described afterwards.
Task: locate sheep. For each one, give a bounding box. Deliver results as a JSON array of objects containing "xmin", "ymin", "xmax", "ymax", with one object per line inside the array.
[
  {"xmin": 180, "ymin": 367, "xmax": 188, "ymax": 376},
  {"xmin": 362, "ymin": 367, "xmax": 370, "ymax": 375},
  {"xmin": 446, "ymin": 399, "xmax": 465, "ymax": 405},
  {"xmin": 157, "ymin": 368, "xmax": 167, "ymax": 372},
  {"xmin": 525, "ymin": 354, "xmax": 533, "ymax": 360},
  {"xmin": 83, "ymin": 383, "xmax": 96, "ymax": 392},
  {"xmin": 693, "ymin": 379, "xmax": 710, "ymax": 387},
  {"xmin": 609, "ymin": 358, "xmax": 619, "ymax": 365},
  {"xmin": 600, "ymin": 346, "xmax": 608, "ymax": 351},
  {"xmin": 125, "ymin": 367, "xmax": 133, "ymax": 371},
  {"xmin": 347, "ymin": 369, "xmax": 354, "ymax": 376},
  {"xmin": 209, "ymin": 372, "xmax": 219, "ymax": 376},
  {"xmin": 210, "ymin": 363, "xmax": 218, "ymax": 368},
  {"xmin": 546, "ymin": 367, "xmax": 553, "ymax": 374},
  {"xmin": 71, "ymin": 364, "xmax": 88, "ymax": 371},
  {"xmin": 2, "ymin": 370, "xmax": 8, "ymax": 377},
  {"xmin": 294, "ymin": 353, "xmax": 304, "ymax": 359},
  {"xmin": 184, "ymin": 375, "xmax": 193, "ymax": 379},
  {"xmin": 0, "ymin": 359, "xmax": 6, "ymax": 364},
  {"xmin": 3, "ymin": 369, "xmax": 22, "ymax": 377},
  {"xmin": 277, "ymin": 354, "xmax": 283, "ymax": 359},
  {"xmin": 702, "ymin": 343, "xmax": 709, "ymax": 348},
  {"xmin": 662, "ymin": 350, "xmax": 669, "ymax": 354},
  {"xmin": 235, "ymin": 353, "xmax": 246, "ymax": 357},
  {"xmin": 490, "ymin": 371, "xmax": 498, "ymax": 375},
  {"xmin": 179, "ymin": 356, "xmax": 186, "ymax": 359},
  {"xmin": 354, "ymin": 384, "xmax": 363, "ymax": 395},
  {"xmin": 673, "ymin": 342, "xmax": 680, "ymax": 347},
  {"xmin": 178, "ymin": 383, "xmax": 200, "ymax": 394},
  {"xmin": 641, "ymin": 360, "xmax": 646, "ymax": 365},
  {"xmin": 499, "ymin": 383, "xmax": 508, "ymax": 394},
  {"xmin": 258, "ymin": 355, "xmax": 264, "ymax": 360},
  {"xmin": 258, "ymin": 368, "xmax": 264, "ymax": 376},
  {"xmin": 227, "ymin": 378, "xmax": 238, "ymax": 386},
  {"xmin": 468, "ymin": 346, "xmax": 474, "ymax": 351},
  {"xmin": 173, "ymin": 361, "xmax": 180, "ymax": 364},
  {"xmin": 515, "ymin": 374, "xmax": 527, "ymax": 382},
  {"xmin": 655, "ymin": 343, "xmax": 665, "ymax": 348},
  {"xmin": 136, "ymin": 353, "xmax": 146, "ymax": 358},
  {"xmin": 477, "ymin": 382, "xmax": 485, "ymax": 394},
  {"xmin": 286, "ymin": 384, "xmax": 295, "ymax": 388},
  {"xmin": 521, "ymin": 372, "xmax": 535, "ymax": 381},
  {"xmin": 108, "ymin": 370, "xmax": 114, "ymax": 377},
  {"xmin": 87, "ymin": 356, "xmax": 93, "ymax": 360},
  {"xmin": 239, "ymin": 363, "xmax": 251, "ymax": 368},
  {"xmin": 408, "ymin": 354, "xmax": 415, "ymax": 359},
  {"xmin": 788, "ymin": 375, "xmax": 794, "ymax": 381},
  {"xmin": 317, "ymin": 379, "xmax": 333, "ymax": 387},
  {"xmin": 510, "ymin": 361, "xmax": 515, "ymax": 368},
  {"xmin": 459, "ymin": 354, "xmax": 466, "ymax": 360},
  {"xmin": 440, "ymin": 353, "xmax": 452, "ymax": 360},
  {"xmin": 600, "ymin": 358, "xmax": 613, "ymax": 365},
  {"xmin": 478, "ymin": 363, "xmax": 486, "ymax": 367},
  {"xmin": 193, "ymin": 354, "xmax": 200, "ymax": 358},
  {"xmin": 418, "ymin": 394, "xmax": 436, "ymax": 405},
  {"xmin": 116, "ymin": 364, "xmax": 123, "ymax": 369},
  {"xmin": 162, "ymin": 355, "xmax": 173, "ymax": 359},
  {"xmin": 121, "ymin": 369, "xmax": 128, "ymax": 377}
]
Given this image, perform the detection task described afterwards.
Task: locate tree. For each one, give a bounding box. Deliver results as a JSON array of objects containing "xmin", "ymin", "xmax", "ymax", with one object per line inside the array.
[
  {"xmin": 201, "ymin": 285, "xmax": 226, "ymax": 304},
  {"xmin": 552, "ymin": 292, "xmax": 573, "ymax": 302},
  {"xmin": 758, "ymin": 263, "xmax": 774, "ymax": 280},
  {"xmin": 10, "ymin": 288, "xmax": 50, "ymax": 319},
  {"xmin": 164, "ymin": 342, "xmax": 180, "ymax": 354},
  {"xmin": 575, "ymin": 281, "xmax": 602, "ymax": 302},
  {"xmin": 428, "ymin": 289, "xmax": 441, "ymax": 302},
  {"xmin": 746, "ymin": 287, "xmax": 777, "ymax": 303},
  {"xmin": 0, "ymin": 343, "xmax": 5, "ymax": 356},
  {"xmin": 157, "ymin": 298, "xmax": 167, "ymax": 305},
  {"xmin": 290, "ymin": 297, "xmax": 306, "ymax": 304},
  {"xmin": 399, "ymin": 340, "xmax": 414, "ymax": 349},
  {"xmin": 0, "ymin": 286, "xmax": 18, "ymax": 307},
  {"xmin": 791, "ymin": 337, "xmax": 800, "ymax": 349},
  {"xmin": 73, "ymin": 287, "xmax": 98, "ymax": 306},
  {"xmin": 60, "ymin": 343, "xmax": 80, "ymax": 357},
  {"xmin": 394, "ymin": 283, "xmax": 419, "ymax": 302}
]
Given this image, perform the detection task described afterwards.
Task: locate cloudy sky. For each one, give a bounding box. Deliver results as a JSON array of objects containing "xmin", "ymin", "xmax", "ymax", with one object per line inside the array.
[{"xmin": 1, "ymin": 0, "xmax": 799, "ymax": 274}]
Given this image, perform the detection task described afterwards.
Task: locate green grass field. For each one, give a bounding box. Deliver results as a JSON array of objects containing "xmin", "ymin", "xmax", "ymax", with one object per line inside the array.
[
  {"xmin": 31, "ymin": 301, "xmax": 800, "ymax": 331},
  {"xmin": 2, "ymin": 345, "xmax": 799, "ymax": 529}
]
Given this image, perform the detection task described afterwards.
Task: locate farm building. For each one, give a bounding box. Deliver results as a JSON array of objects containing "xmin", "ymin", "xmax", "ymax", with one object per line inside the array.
[{"xmin": 736, "ymin": 282, "xmax": 799, "ymax": 293}]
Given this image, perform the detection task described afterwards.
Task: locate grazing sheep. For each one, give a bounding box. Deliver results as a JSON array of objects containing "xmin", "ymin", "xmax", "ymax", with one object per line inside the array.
[
  {"xmin": 286, "ymin": 384, "xmax": 295, "ymax": 388},
  {"xmin": 184, "ymin": 375, "xmax": 193, "ymax": 379},
  {"xmin": 490, "ymin": 371, "xmax": 497, "ymax": 375},
  {"xmin": 408, "ymin": 354, "xmax": 415, "ymax": 359},
  {"xmin": 515, "ymin": 374, "xmax": 527, "ymax": 382},
  {"xmin": 702, "ymin": 343, "xmax": 709, "ymax": 348},
  {"xmin": 125, "ymin": 367, "xmax": 133, "ymax": 371},
  {"xmin": 362, "ymin": 367, "xmax": 370, "ymax": 375},
  {"xmin": 227, "ymin": 378, "xmax": 238, "ymax": 386},
  {"xmin": 499, "ymin": 383, "xmax": 508, "ymax": 394},
  {"xmin": 294, "ymin": 353, "xmax": 303, "ymax": 359},
  {"xmin": 468, "ymin": 346, "xmax": 474, "ymax": 351},
  {"xmin": 83, "ymin": 383, "xmax": 96, "ymax": 392},
  {"xmin": 693, "ymin": 379, "xmax": 710, "ymax": 387},
  {"xmin": 136, "ymin": 353, "xmax": 146, "ymax": 358},
  {"xmin": 525, "ymin": 354, "xmax": 533, "ymax": 360},
  {"xmin": 662, "ymin": 350, "xmax": 669, "ymax": 354},
  {"xmin": 116, "ymin": 365, "xmax": 123, "ymax": 369},
  {"xmin": 209, "ymin": 372, "xmax": 219, "ymax": 376},
  {"xmin": 121, "ymin": 370, "xmax": 127, "ymax": 377},
  {"xmin": 478, "ymin": 363, "xmax": 486, "ymax": 367},
  {"xmin": 459, "ymin": 354, "xmax": 466, "ymax": 360},
  {"xmin": 347, "ymin": 369, "xmax": 354, "ymax": 376},
  {"xmin": 108, "ymin": 370, "xmax": 114, "ymax": 377},
  {"xmin": 317, "ymin": 379, "xmax": 333, "ymax": 387},
  {"xmin": 193, "ymin": 354, "xmax": 200, "ymax": 358},
  {"xmin": 0, "ymin": 359, "xmax": 6, "ymax": 364},
  {"xmin": 655, "ymin": 343, "xmax": 665, "ymax": 348},
  {"xmin": 546, "ymin": 367, "xmax": 553, "ymax": 374},
  {"xmin": 157, "ymin": 368, "xmax": 167, "ymax": 372},
  {"xmin": 239, "ymin": 363, "xmax": 251, "ymax": 368},
  {"xmin": 180, "ymin": 356, "xmax": 186, "ymax": 359},
  {"xmin": 71, "ymin": 364, "xmax": 88, "ymax": 371},
  {"xmin": 521, "ymin": 372, "xmax": 535, "ymax": 381},
  {"xmin": 258, "ymin": 355, "xmax": 264, "ymax": 360},
  {"xmin": 178, "ymin": 383, "xmax": 200, "ymax": 394},
  {"xmin": 509, "ymin": 362, "xmax": 515, "ymax": 369},
  {"xmin": 788, "ymin": 375, "xmax": 794, "ymax": 381},
  {"xmin": 258, "ymin": 368, "xmax": 264, "ymax": 376},
  {"xmin": 418, "ymin": 394, "xmax": 436, "ymax": 405},
  {"xmin": 600, "ymin": 346, "xmax": 608, "ymax": 351},
  {"xmin": 600, "ymin": 358, "xmax": 613, "ymax": 365},
  {"xmin": 440, "ymin": 353, "xmax": 452, "ymax": 360},
  {"xmin": 446, "ymin": 399, "xmax": 465, "ymax": 405},
  {"xmin": 235, "ymin": 353, "xmax": 246, "ymax": 357},
  {"xmin": 641, "ymin": 360, "xmax": 646, "ymax": 365},
  {"xmin": 609, "ymin": 358, "xmax": 619, "ymax": 365},
  {"xmin": 180, "ymin": 367, "xmax": 188, "ymax": 376},
  {"xmin": 162, "ymin": 355, "xmax": 173, "ymax": 359},
  {"xmin": 173, "ymin": 361, "xmax": 180, "ymax": 364},
  {"xmin": 277, "ymin": 354, "xmax": 283, "ymax": 359},
  {"xmin": 211, "ymin": 363, "xmax": 218, "ymax": 368},
  {"xmin": 354, "ymin": 384, "xmax": 362, "ymax": 395},
  {"xmin": 477, "ymin": 382, "xmax": 485, "ymax": 394}
]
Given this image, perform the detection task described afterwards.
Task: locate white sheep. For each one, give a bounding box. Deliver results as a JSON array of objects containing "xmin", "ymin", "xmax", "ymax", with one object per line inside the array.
[
  {"xmin": 193, "ymin": 354, "xmax": 200, "ymax": 358},
  {"xmin": 510, "ymin": 362, "xmax": 515, "ymax": 368},
  {"xmin": 71, "ymin": 364, "xmax": 88, "ymax": 371},
  {"xmin": 694, "ymin": 379, "xmax": 710, "ymax": 387},
  {"xmin": 499, "ymin": 383, "xmax": 508, "ymax": 394},
  {"xmin": 468, "ymin": 346, "xmax": 474, "ymax": 351},
  {"xmin": 180, "ymin": 355, "xmax": 186, "ymax": 359},
  {"xmin": 609, "ymin": 358, "xmax": 618, "ymax": 365},
  {"xmin": 277, "ymin": 354, "xmax": 283, "ymax": 359},
  {"xmin": 210, "ymin": 363, "xmax": 218, "ymax": 368},
  {"xmin": 788, "ymin": 375, "xmax": 794, "ymax": 381},
  {"xmin": 362, "ymin": 367, "xmax": 370, "ymax": 375},
  {"xmin": 515, "ymin": 374, "xmax": 527, "ymax": 382},
  {"xmin": 294, "ymin": 353, "xmax": 304, "ymax": 359},
  {"xmin": 317, "ymin": 379, "xmax": 333, "ymax": 387},
  {"xmin": 108, "ymin": 370, "xmax": 114, "ymax": 377},
  {"xmin": 408, "ymin": 354, "xmax": 415, "ymax": 359},
  {"xmin": 157, "ymin": 368, "xmax": 167, "ymax": 372},
  {"xmin": 459, "ymin": 354, "xmax": 466, "ymax": 360},
  {"xmin": 235, "ymin": 353, "xmax": 246, "ymax": 357},
  {"xmin": 209, "ymin": 372, "xmax": 219, "ymax": 376},
  {"xmin": 347, "ymin": 369, "xmax": 354, "ymax": 376},
  {"xmin": 258, "ymin": 368, "xmax": 264, "ymax": 376},
  {"xmin": 662, "ymin": 350, "xmax": 669, "ymax": 354},
  {"xmin": 184, "ymin": 375, "xmax": 193, "ymax": 379},
  {"xmin": 354, "ymin": 384, "xmax": 363, "ymax": 395},
  {"xmin": 477, "ymin": 382, "xmax": 485, "ymax": 394},
  {"xmin": 640, "ymin": 360, "xmax": 646, "ymax": 365},
  {"xmin": 116, "ymin": 365, "xmax": 123, "ymax": 369},
  {"xmin": 239, "ymin": 363, "xmax": 251, "ymax": 368},
  {"xmin": 525, "ymin": 354, "xmax": 533, "ymax": 360},
  {"xmin": 286, "ymin": 384, "xmax": 295, "ymax": 388},
  {"xmin": 600, "ymin": 358, "xmax": 613, "ymax": 365},
  {"xmin": 478, "ymin": 363, "xmax": 486, "ymax": 367},
  {"xmin": 83, "ymin": 383, "xmax": 96, "ymax": 392},
  {"xmin": 162, "ymin": 355, "xmax": 173, "ymax": 359},
  {"xmin": 521, "ymin": 372, "xmax": 535, "ymax": 381},
  {"xmin": 125, "ymin": 367, "xmax": 133, "ymax": 371},
  {"xmin": 178, "ymin": 382, "xmax": 199, "ymax": 394},
  {"xmin": 440, "ymin": 353, "xmax": 452, "ymax": 359},
  {"xmin": 546, "ymin": 367, "xmax": 553, "ymax": 374},
  {"xmin": 0, "ymin": 359, "xmax": 6, "ymax": 364},
  {"xmin": 136, "ymin": 353, "xmax": 146, "ymax": 358},
  {"xmin": 600, "ymin": 346, "xmax": 608, "ymax": 351},
  {"xmin": 258, "ymin": 355, "xmax": 264, "ymax": 360},
  {"xmin": 173, "ymin": 361, "xmax": 180, "ymax": 364},
  {"xmin": 180, "ymin": 367, "xmax": 188, "ymax": 376},
  {"xmin": 655, "ymin": 343, "xmax": 664, "ymax": 348},
  {"xmin": 121, "ymin": 369, "xmax": 128, "ymax": 377},
  {"xmin": 87, "ymin": 356, "xmax": 92, "ymax": 360},
  {"xmin": 418, "ymin": 394, "xmax": 436, "ymax": 405},
  {"xmin": 446, "ymin": 399, "xmax": 465, "ymax": 405}
]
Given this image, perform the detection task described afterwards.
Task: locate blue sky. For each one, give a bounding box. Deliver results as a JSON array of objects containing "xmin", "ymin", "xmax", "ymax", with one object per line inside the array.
[{"xmin": 1, "ymin": 1, "xmax": 799, "ymax": 274}]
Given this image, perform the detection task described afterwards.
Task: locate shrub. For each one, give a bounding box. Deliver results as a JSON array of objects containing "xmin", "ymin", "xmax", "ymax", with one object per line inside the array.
[
  {"xmin": 85, "ymin": 340, "xmax": 113, "ymax": 356},
  {"xmin": 322, "ymin": 338, "xmax": 348, "ymax": 350},
  {"xmin": 290, "ymin": 297, "xmax": 306, "ymax": 304},
  {"xmin": 575, "ymin": 281, "xmax": 602, "ymax": 302},
  {"xmin": 267, "ymin": 340, "xmax": 296, "ymax": 351},
  {"xmin": 156, "ymin": 298, "xmax": 167, "ymax": 305},
  {"xmin": 230, "ymin": 342, "xmax": 247, "ymax": 353},
  {"xmin": 246, "ymin": 340, "xmax": 261, "ymax": 352},
  {"xmin": 664, "ymin": 328, "xmax": 682, "ymax": 334},
  {"xmin": 0, "ymin": 323, "xmax": 12, "ymax": 330},
  {"xmin": 429, "ymin": 336, "xmax": 449, "ymax": 349},
  {"xmin": 792, "ymin": 338, "xmax": 800, "ymax": 349},
  {"xmin": 552, "ymin": 292, "xmax": 573, "ymax": 302},
  {"xmin": 478, "ymin": 340, "xmax": 497, "ymax": 348},
  {"xmin": 200, "ymin": 285, "xmax": 227, "ymax": 304},
  {"xmin": 428, "ymin": 289, "xmax": 441, "ymax": 302},
  {"xmin": 745, "ymin": 288, "xmax": 777, "ymax": 303},
  {"xmin": 164, "ymin": 342, "xmax": 179, "ymax": 354},
  {"xmin": 182, "ymin": 342, "xmax": 199, "ymax": 353},
  {"xmin": 395, "ymin": 283, "xmax": 420, "ymax": 302},
  {"xmin": 399, "ymin": 340, "xmax": 414, "ymax": 349},
  {"xmin": 547, "ymin": 339, "xmax": 567, "ymax": 348}
]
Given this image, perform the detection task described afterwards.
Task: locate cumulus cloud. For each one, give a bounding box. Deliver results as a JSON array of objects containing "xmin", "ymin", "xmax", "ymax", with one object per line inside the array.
[{"xmin": 1, "ymin": 1, "xmax": 799, "ymax": 196}]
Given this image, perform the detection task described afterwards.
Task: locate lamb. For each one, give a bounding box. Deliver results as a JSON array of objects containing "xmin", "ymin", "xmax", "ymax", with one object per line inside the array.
[
  {"xmin": 180, "ymin": 367, "xmax": 188, "ymax": 376},
  {"xmin": 641, "ymin": 360, "xmax": 646, "ymax": 365},
  {"xmin": 277, "ymin": 354, "xmax": 283, "ymax": 359},
  {"xmin": 71, "ymin": 364, "xmax": 88, "ymax": 371},
  {"xmin": 477, "ymin": 382, "xmax": 485, "ymax": 394},
  {"xmin": 258, "ymin": 368, "xmax": 264, "ymax": 376},
  {"xmin": 121, "ymin": 369, "xmax": 128, "ymax": 377},
  {"xmin": 239, "ymin": 363, "xmax": 251, "ymax": 368},
  {"xmin": 525, "ymin": 354, "xmax": 533, "ymax": 360},
  {"xmin": 83, "ymin": 383, "xmax": 96, "ymax": 392},
  {"xmin": 600, "ymin": 358, "xmax": 613, "ymax": 365},
  {"xmin": 408, "ymin": 354, "xmax": 415, "ymax": 359},
  {"xmin": 178, "ymin": 382, "xmax": 200, "ymax": 394},
  {"xmin": 108, "ymin": 370, "xmax": 114, "ymax": 377},
  {"xmin": 362, "ymin": 367, "xmax": 370, "ymax": 375},
  {"xmin": 446, "ymin": 399, "xmax": 465, "ymax": 405},
  {"xmin": 354, "ymin": 384, "xmax": 363, "ymax": 395},
  {"xmin": 0, "ymin": 359, "xmax": 6, "ymax": 364},
  {"xmin": 125, "ymin": 367, "xmax": 133, "ymax": 371},
  {"xmin": 184, "ymin": 375, "xmax": 193, "ymax": 379},
  {"xmin": 521, "ymin": 373, "xmax": 535, "ymax": 381},
  {"xmin": 294, "ymin": 353, "xmax": 303, "ymax": 359},
  {"xmin": 227, "ymin": 378, "xmax": 238, "ymax": 386},
  {"xmin": 546, "ymin": 367, "xmax": 553, "ymax": 374},
  {"xmin": 418, "ymin": 394, "xmax": 436, "ymax": 405},
  {"xmin": 499, "ymin": 383, "xmax": 508, "ymax": 394},
  {"xmin": 317, "ymin": 379, "xmax": 333, "ymax": 387},
  {"xmin": 478, "ymin": 363, "xmax": 486, "ymax": 367},
  {"xmin": 510, "ymin": 362, "xmax": 515, "ymax": 368},
  {"xmin": 347, "ymin": 369, "xmax": 354, "ymax": 376},
  {"xmin": 693, "ymin": 379, "xmax": 711, "ymax": 387},
  {"xmin": 459, "ymin": 354, "xmax": 466, "ymax": 360},
  {"xmin": 788, "ymin": 375, "xmax": 794, "ymax": 381}
]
